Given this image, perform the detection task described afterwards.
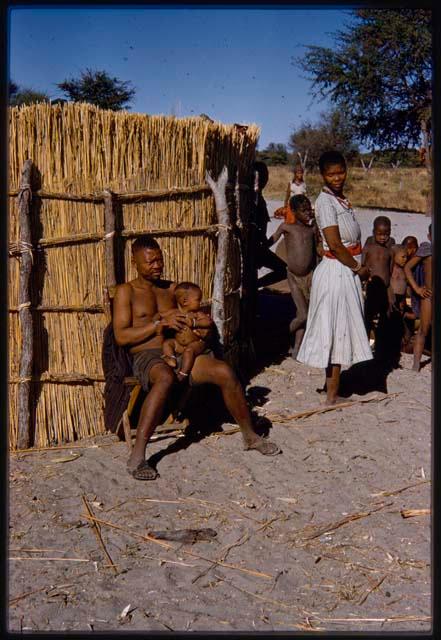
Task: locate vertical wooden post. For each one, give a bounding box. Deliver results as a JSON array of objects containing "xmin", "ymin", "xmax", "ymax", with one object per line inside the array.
[
  {"xmin": 206, "ymin": 166, "xmax": 230, "ymax": 347},
  {"xmin": 103, "ymin": 189, "xmax": 116, "ymax": 322},
  {"xmin": 17, "ymin": 159, "xmax": 34, "ymax": 449}
]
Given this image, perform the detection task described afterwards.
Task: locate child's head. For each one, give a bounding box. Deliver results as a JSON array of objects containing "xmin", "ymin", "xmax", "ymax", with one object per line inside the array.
[
  {"xmin": 318, "ymin": 150, "xmax": 347, "ymax": 192},
  {"xmin": 392, "ymin": 244, "xmax": 407, "ymax": 267},
  {"xmin": 373, "ymin": 216, "xmax": 391, "ymax": 246},
  {"xmin": 402, "ymin": 235, "xmax": 419, "ymax": 259},
  {"xmin": 252, "ymin": 161, "xmax": 269, "ymax": 191},
  {"xmin": 293, "ymin": 165, "xmax": 304, "ymax": 182},
  {"xmin": 289, "ymin": 194, "xmax": 313, "ymax": 226},
  {"xmin": 175, "ymin": 282, "xmax": 202, "ymax": 312}
]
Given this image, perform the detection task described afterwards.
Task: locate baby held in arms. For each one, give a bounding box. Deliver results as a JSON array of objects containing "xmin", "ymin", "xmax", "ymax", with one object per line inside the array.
[{"xmin": 160, "ymin": 282, "xmax": 214, "ymax": 381}]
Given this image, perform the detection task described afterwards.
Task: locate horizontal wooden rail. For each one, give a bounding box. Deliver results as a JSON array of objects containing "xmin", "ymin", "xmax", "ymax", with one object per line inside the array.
[
  {"xmin": 8, "ymin": 182, "xmax": 250, "ymax": 203},
  {"xmin": 9, "ymin": 304, "xmax": 105, "ymax": 313},
  {"xmin": 9, "ymin": 372, "xmax": 105, "ymax": 383}
]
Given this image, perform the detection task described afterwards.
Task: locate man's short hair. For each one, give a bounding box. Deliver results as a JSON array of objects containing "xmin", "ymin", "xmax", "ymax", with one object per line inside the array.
[
  {"xmin": 175, "ymin": 281, "xmax": 202, "ymax": 297},
  {"xmin": 289, "ymin": 194, "xmax": 311, "ymax": 214},
  {"xmin": 373, "ymin": 216, "xmax": 391, "ymax": 229},
  {"xmin": 318, "ymin": 150, "xmax": 346, "ymax": 173},
  {"xmin": 131, "ymin": 235, "xmax": 160, "ymax": 253}
]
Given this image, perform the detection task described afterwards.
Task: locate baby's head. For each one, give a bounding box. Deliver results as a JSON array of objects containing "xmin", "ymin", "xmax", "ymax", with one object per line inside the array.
[
  {"xmin": 175, "ymin": 282, "xmax": 202, "ymax": 312},
  {"xmin": 392, "ymin": 244, "xmax": 407, "ymax": 268},
  {"xmin": 289, "ymin": 194, "xmax": 313, "ymax": 226},
  {"xmin": 373, "ymin": 216, "xmax": 391, "ymax": 246},
  {"xmin": 402, "ymin": 235, "xmax": 418, "ymax": 259}
]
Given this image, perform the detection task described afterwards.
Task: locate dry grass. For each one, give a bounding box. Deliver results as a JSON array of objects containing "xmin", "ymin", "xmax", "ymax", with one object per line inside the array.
[
  {"xmin": 266, "ymin": 165, "xmax": 430, "ymax": 213},
  {"xmin": 8, "ymin": 103, "xmax": 259, "ymax": 449}
]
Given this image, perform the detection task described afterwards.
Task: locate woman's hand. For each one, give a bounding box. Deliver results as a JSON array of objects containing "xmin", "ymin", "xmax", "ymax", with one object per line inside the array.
[
  {"xmin": 417, "ymin": 285, "xmax": 432, "ymax": 299},
  {"xmin": 356, "ymin": 265, "xmax": 370, "ymax": 281}
]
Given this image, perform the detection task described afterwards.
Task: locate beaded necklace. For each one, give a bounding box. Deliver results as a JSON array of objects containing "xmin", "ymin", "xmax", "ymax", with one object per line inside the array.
[{"xmin": 322, "ymin": 186, "xmax": 352, "ymax": 210}]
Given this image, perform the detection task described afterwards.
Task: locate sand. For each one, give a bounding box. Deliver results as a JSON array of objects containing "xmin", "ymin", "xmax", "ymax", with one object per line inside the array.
[{"xmin": 8, "ymin": 205, "xmax": 431, "ymax": 633}]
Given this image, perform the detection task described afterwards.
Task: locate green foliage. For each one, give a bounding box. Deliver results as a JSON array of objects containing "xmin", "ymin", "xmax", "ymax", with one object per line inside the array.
[
  {"xmin": 9, "ymin": 82, "xmax": 50, "ymax": 106},
  {"xmin": 256, "ymin": 142, "xmax": 289, "ymax": 165},
  {"xmin": 57, "ymin": 68, "xmax": 136, "ymax": 111},
  {"xmin": 289, "ymin": 109, "xmax": 359, "ymax": 168},
  {"xmin": 361, "ymin": 148, "xmax": 421, "ymax": 167},
  {"xmin": 296, "ymin": 9, "xmax": 432, "ymax": 148}
]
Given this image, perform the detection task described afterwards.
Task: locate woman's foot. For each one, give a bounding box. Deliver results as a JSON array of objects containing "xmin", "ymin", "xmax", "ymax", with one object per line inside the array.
[{"xmin": 127, "ymin": 459, "xmax": 158, "ymax": 480}]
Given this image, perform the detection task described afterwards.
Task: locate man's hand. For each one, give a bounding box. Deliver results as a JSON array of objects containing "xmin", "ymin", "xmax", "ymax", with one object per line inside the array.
[{"xmin": 160, "ymin": 309, "xmax": 188, "ymax": 331}]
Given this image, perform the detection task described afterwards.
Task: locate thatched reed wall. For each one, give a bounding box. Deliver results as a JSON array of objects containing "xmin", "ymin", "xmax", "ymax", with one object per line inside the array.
[{"xmin": 9, "ymin": 103, "xmax": 259, "ymax": 450}]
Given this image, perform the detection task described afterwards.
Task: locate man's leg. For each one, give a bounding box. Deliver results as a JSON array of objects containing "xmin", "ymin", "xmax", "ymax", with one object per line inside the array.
[
  {"xmin": 412, "ymin": 299, "xmax": 431, "ymax": 371},
  {"xmin": 128, "ymin": 362, "xmax": 175, "ymax": 478},
  {"xmin": 257, "ymin": 249, "xmax": 287, "ymax": 289},
  {"xmin": 286, "ymin": 270, "xmax": 308, "ymax": 358},
  {"xmin": 190, "ymin": 355, "xmax": 280, "ymax": 455}
]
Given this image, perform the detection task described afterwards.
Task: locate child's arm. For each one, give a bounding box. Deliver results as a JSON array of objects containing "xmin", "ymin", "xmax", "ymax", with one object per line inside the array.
[
  {"xmin": 284, "ymin": 183, "xmax": 291, "ymax": 207},
  {"xmin": 404, "ymin": 255, "xmax": 431, "ymax": 298},
  {"xmin": 313, "ymin": 224, "xmax": 324, "ymax": 258},
  {"xmin": 361, "ymin": 242, "xmax": 369, "ymax": 267},
  {"xmin": 267, "ymin": 222, "xmax": 286, "ymax": 247}
]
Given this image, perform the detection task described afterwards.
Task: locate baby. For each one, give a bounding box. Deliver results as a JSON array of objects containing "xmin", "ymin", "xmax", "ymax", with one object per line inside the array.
[
  {"xmin": 267, "ymin": 195, "xmax": 321, "ymax": 358},
  {"xmin": 161, "ymin": 282, "xmax": 213, "ymax": 382}
]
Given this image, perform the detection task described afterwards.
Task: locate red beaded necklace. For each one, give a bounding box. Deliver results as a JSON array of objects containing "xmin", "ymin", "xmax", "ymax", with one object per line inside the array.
[{"xmin": 322, "ymin": 186, "xmax": 352, "ymax": 210}]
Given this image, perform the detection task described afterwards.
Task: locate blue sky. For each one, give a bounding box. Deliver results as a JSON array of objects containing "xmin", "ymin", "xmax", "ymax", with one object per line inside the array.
[{"xmin": 9, "ymin": 6, "xmax": 356, "ymax": 149}]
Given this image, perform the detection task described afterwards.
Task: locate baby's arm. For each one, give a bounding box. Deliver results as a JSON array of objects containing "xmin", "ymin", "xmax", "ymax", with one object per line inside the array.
[{"xmin": 162, "ymin": 338, "xmax": 178, "ymax": 368}]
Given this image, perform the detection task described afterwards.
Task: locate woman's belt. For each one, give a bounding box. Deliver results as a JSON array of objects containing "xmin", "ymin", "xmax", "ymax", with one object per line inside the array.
[{"xmin": 324, "ymin": 242, "xmax": 362, "ymax": 259}]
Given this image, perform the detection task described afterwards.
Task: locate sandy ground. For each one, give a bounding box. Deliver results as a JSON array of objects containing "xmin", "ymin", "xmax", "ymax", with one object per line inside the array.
[{"xmin": 8, "ymin": 205, "xmax": 431, "ymax": 633}]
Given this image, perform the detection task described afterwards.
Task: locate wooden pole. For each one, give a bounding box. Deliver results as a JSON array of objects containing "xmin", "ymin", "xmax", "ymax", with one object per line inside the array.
[
  {"xmin": 103, "ymin": 189, "xmax": 116, "ymax": 321},
  {"xmin": 16, "ymin": 159, "xmax": 34, "ymax": 449},
  {"xmin": 206, "ymin": 167, "xmax": 230, "ymax": 348}
]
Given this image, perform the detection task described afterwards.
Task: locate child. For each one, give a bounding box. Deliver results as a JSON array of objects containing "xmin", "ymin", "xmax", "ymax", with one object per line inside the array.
[
  {"xmin": 404, "ymin": 225, "xmax": 432, "ymax": 371},
  {"xmin": 267, "ymin": 194, "xmax": 321, "ymax": 358},
  {"xmin": 284, "ymin": 165, "xmax": 307, "ymax": 205},
  {"xmin": 362, "ymin": 216, "xmax": 394, "ymax": 345},
  {"xmin": 364, "ymin": 215, "xmax": 395, "ymax": 248},
  {"xmin": 402, "ymin": 235, "xmax": 419, "ymax": 260},
  {"xmin": 390, "ymin": 245, "xmax": 408, "ymax": 309},
  {"xmin": 161, "ymin": 282, "xmax": 214, "ymax": 382}
]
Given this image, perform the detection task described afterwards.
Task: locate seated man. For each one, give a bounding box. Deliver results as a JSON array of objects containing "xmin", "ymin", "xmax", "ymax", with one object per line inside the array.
[{"xmin": 113, "ymin": 234, "xmax": 280, "ymax": 480}]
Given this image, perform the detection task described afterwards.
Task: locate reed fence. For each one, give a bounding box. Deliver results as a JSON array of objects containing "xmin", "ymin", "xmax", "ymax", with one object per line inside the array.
[{"xmin": 8, "ymin": 103, "xmax": 260, "ymax": 449}]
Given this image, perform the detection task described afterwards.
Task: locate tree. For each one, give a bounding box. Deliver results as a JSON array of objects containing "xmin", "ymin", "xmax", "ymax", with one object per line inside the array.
[
  {"xmin": 256, "ymin": 142, "xmax": 289, "ymax": 165},
  {"xmin": 9, "ymin": 81, "xmax": 49, "ymax": 107},
  {"xmin": 296, "ymin": 9, "xmax": 432, "ymax": 152},
  {"xmin": 56, "ymin": 69, "xmax": 136, "ymax": 111},
  {"xmin": 289, "ymin": 109, "xmax": 359, "ymax": 169}
]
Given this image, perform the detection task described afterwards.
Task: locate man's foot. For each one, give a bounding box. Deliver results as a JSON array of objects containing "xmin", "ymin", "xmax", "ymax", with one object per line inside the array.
[
  {"xmin": 244, "ymin": 436, "xmax": 281, "ymax": 456},
  {"xmin": 127, "ymin": 459, "xmax": 159, "ymax": 481}
]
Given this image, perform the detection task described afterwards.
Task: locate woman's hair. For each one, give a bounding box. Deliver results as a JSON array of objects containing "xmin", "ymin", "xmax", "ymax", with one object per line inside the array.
[
  {"xmin": 318, "ymin": 150, "xmax": 346, "ymax": 173},
  {"xmin": 402, "ymin": 235, "xmax": 418, "ymax": 247}
]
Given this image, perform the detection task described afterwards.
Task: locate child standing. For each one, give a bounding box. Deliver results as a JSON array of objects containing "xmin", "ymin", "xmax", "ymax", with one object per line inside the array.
[
  {"xmin": 361, "ymin": 216, "xmax": 394, "ymax": 346},
  {"xmin": 404, "ymin": 225, "xmax": 432, "ymax": 371},
  {"xmin": 267, "ymin": 195, "xmax": 321, "ymax": 358},
  {"xmin": 284, "ymin": 165, "xmax": 307, "ymax": 204}
]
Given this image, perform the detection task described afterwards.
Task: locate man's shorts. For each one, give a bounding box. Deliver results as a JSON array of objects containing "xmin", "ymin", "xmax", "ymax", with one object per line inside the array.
[{"xmin": 132, "ymin": 349, "xmax": 165, "ymax": 392}]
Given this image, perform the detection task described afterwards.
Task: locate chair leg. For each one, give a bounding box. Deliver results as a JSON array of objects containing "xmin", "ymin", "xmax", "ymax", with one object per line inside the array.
[{"xmin": 122, "ymin": 410, "xmax": 133, "ymax": 453}]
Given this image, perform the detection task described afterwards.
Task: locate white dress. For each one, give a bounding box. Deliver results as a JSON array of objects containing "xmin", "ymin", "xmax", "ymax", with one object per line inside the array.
[
  {"xmin": 296, "ymin": 190, "xmax": 373, "ymax": 369},
  {"xmin": 290, "ymin": 181, "xmax": 307, "ymax": 196}
]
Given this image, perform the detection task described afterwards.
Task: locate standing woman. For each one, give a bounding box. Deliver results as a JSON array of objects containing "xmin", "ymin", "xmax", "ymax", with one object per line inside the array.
[{"xmin": 297, "ymin": 151, "xmax": 372, "ymax": 404}]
